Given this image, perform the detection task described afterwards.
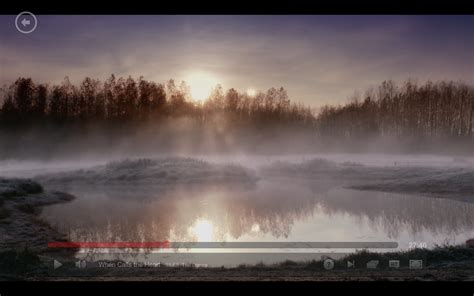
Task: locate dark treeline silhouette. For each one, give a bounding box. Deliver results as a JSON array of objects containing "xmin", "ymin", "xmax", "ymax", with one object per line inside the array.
[
  {"xmin": 0, "ymin": 76, "xmax": 473, "ymax": 155},
  {"xmin": 0, "ymin": 76, "xmax": 314, "ymax": 129},
  {"xmin": 317, "ymin": 80, "xmax": 474, "ymax": 142}
]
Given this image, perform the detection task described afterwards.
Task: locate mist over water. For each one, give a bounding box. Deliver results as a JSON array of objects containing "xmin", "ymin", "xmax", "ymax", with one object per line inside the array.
[
  {"xmin": 1, "ymin": 15, "xmax": 473, "ymax": 271},
  {"xmin": 33, "ymin": 176, "xmax": 474, "ymax": 266},
  {"xmin": 1, "ymin": 88, "xmax": 473, "ymax": 265},
  {"xmin": 7, "ymin": 171, "xmax": 474, "ymax": 261},
  {"xmin": 2, "ymin": 152, "xmax": 474, "ymax": 265},
  {"xmin": 38, "ymin": 176, "xmax": 474, "ymax": 243}
]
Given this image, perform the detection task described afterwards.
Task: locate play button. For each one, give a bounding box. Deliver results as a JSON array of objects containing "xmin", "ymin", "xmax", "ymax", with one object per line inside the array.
[{"xmin": 53, "ymin": 259, "xmax": 63, "ymax": 269}]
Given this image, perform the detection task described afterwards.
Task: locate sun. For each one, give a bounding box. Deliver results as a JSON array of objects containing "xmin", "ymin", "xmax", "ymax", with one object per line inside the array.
[
  {"xmin": 247, "ymin": 88, "xmax": 256, "ymax": 97},
  {"xmin": 184, "ymin": 71, "xmax": 219, "ymax": 102},
  {"xmin": 189, "ymin": 219, "xmax": 214, "ymax": 242}
]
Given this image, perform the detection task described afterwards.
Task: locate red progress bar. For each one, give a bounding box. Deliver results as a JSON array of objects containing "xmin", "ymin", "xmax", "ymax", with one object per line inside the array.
[{"xmin": 48, "ymin": 241, "xmax": 171, "ymax": 248}]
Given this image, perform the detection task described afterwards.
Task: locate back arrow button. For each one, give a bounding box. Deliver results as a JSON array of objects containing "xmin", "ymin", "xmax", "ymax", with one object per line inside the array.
[{"xmin": 21, "ymin": 18, "xmax": 31, "ymax": 27}]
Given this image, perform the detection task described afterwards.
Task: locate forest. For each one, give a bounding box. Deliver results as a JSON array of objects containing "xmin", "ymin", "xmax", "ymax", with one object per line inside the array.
[
  {"xmin": 318, "ymin": 80, "xmax": 474, "ymax": 141},
  {"xmin": 0, "ymin": 76, "xmax": 473, "ymax": 154},
  {"xmin": 0, "ymin": 76, "xmax": 314, "ymax": 129}
]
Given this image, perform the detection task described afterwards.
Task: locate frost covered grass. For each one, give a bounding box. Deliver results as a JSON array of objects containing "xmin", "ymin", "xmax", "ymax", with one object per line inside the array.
[
  {"xmin": 35, "ymin": 157, "xmax": 258, "ymax": 186},
  {"xmin": 0, "ymin": 178, "xmax": 75, "ymax": 252},
  {"xmin": 0, "ymin": 178, "xmax": 43, "ymax": 199},
  {"xmin": 261, "ymin": 158, "xmax": 474, "ymax": 201},
  {"xmin": 0, "ymin": 178, "xmax": 44, "ymax": 221},
  {"xmin": 351, "ymin": 169, "xmax": 474, "ymax": 201}
]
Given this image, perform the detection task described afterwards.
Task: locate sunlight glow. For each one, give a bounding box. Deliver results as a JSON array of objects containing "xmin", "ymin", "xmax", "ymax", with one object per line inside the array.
[
  {"xmin": 184, "ymin": 71, "xmax": 219, "ymax": 101},
  {"xmin": 189, "ymin": 219, "xmax": 214, "ymax": 242},
  {"xmin": 247, "ymin": 88, "xmax": 256, "ymax": 97},
  {"xmin": 251, "ymin": 224, "xmax": 260, "ymax": 232}
]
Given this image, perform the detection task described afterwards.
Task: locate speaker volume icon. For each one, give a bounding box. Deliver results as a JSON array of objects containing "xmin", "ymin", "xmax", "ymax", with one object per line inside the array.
[{"xmin": 75, "ymin": 260, "xmax": 87, "ymax": 269}]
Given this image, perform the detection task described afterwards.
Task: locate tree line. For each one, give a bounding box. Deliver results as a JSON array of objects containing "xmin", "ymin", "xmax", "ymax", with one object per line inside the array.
[
  {"xmin": 0, "ymin": 76, "xmax": 314, "ymax": 129},
  {"xmin": 317, "ymin": 80, "xmax": 474, "ymax": 141},
  {"xmin": 1, "ymin": 76, "xmax": 473, "ymax": 143}
]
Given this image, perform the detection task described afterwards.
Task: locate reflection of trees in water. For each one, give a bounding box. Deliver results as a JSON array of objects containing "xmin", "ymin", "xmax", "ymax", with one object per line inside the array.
[
  {"xmin": 42, "ymin": 181, "xmax": 318, "ymax": 242},
  {"xmin": 42, "ymin": 181, "xmax": 474, "ymax": 243},
  {"xmin": 314, "ymin": 188, "xmax": 474, "ymax": 239}
]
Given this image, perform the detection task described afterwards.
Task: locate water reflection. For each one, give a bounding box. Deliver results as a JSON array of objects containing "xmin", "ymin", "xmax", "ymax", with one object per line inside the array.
[
  {"xmin": 41, "ymin": 179, "xmax": 474, "ymax": 248},
  {"xmin": 312, "ymin": 188, "xmax": 474, "ymax": 239}
]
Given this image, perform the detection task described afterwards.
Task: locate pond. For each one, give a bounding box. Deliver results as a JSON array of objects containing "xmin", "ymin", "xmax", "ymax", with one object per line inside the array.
[{"xmin": 40, "ymin": 177, "xmax": 474, "ymax": 266}]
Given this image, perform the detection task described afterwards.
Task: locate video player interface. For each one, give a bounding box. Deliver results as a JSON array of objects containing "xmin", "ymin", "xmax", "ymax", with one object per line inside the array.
[{"xmin": 0, "ymin": 13, "xmax": 473, "ymax": 282}]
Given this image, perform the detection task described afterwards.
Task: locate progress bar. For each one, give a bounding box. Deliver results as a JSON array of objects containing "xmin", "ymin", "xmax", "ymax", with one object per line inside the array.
[{"xmin": 48, "ymin": 241, "xmax": 398, "ymax": 249}]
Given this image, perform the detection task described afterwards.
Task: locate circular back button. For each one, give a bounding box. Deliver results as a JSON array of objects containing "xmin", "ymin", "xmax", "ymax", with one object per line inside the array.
[{"xmin": 15, "ymin": 11, "xmax": 38, "ymax": 34}]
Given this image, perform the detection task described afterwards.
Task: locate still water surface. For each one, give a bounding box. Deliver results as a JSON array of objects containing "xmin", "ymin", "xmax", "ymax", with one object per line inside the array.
[{"xmin": 41, "ymin": 178, "xmax": 474, "ymax": 266}]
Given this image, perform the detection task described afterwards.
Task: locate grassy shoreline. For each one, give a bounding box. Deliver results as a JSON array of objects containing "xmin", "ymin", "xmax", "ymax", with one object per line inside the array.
[
  {"xmin": 1, "ymin": 175, "xmax": 473, "ymax": 281},
  {"xmin": 261, "ymin": 159, "xmax": 474, "ymax": 202},
  {"xmin": 2, "ymin": 245, "xmax": 474, "ymax": 281}
]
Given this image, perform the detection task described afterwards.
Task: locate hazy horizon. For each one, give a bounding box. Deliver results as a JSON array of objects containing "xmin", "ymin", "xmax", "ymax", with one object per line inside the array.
[{"xmin": 1, "ymin": 15, "xmax": 473, "ymax": 107}]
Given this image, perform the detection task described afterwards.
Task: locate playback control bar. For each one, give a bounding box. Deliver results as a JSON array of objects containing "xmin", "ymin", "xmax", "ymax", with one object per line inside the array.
[{"xmin": 48, "ymin": 241, "xmax": 398, "ymax": 249}]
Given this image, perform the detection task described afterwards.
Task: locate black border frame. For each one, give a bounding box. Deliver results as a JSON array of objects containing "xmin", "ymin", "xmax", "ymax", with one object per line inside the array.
[
  {"xmin": 1, "ymin": 281, "xmax": 474, "ymax": 295},
  {"xmin": 1, "ymin": 0, "xmax": 474, "ymax": 14},
  {"xmin": 1, "ymin": 1, "xmax": 474, "ymax": 294}
]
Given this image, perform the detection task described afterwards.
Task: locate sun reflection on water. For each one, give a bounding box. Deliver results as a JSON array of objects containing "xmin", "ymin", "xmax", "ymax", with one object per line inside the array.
[{"xmin": 189, "ymin": 218, "xmax": 214, "ymax": 242}]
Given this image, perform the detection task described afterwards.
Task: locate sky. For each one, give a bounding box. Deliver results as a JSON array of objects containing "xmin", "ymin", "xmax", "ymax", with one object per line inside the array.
[{"xmin": 1, "ymin": 15, "xmax": 473, "ymax": 106}]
